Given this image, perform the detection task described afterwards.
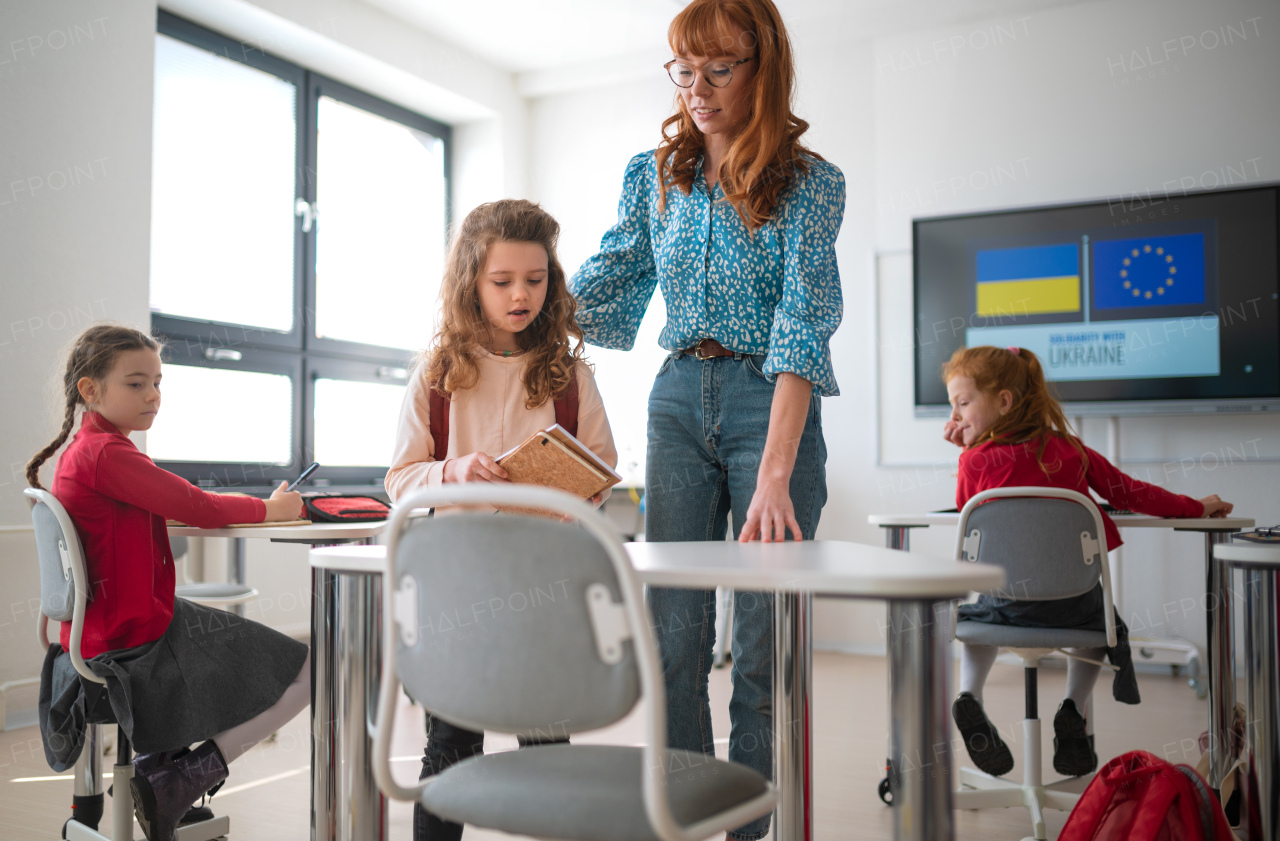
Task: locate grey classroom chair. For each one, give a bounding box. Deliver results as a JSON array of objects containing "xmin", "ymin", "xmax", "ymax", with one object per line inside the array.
[
  {"xmin": 373, "ymin": 484, "xmax": 778, "ymax": 841},
  {"xmin": 25, "ymin": 487, "xmax": 229, "ymax": 841},
  {"xmin": 170, "ymin": 534, "xmax": 259, "ymax": 609},
  {"xmin": 951, "ymin": 487, "xmax": 1118, "ymax": 841}
]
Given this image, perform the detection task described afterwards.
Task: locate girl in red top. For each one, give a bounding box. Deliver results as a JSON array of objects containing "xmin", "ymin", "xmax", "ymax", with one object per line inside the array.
[
  {"xmin": 29, "ymin": 324, "xmax": 311, "ymax": 841},
  {"xmin": 941, "ymin": 345, "xmax": 1233, "ymax": 780}
]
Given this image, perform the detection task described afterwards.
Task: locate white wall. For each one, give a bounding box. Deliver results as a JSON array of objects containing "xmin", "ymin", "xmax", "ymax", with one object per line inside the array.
[
  {"xmin": 852, "ymin": 0, "xmax": 1280, "ymax": 658},
  {"xmin": 0, "ymin": 0, "xmax": 526, "ymax": 723},
  {"xmin": 526, "ymin": 0, "xmax": 1280, "ymax": 654}
]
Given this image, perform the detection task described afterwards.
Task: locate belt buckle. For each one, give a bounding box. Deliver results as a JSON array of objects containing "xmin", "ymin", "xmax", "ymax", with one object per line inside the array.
[{"xmin": 694, "ymin": 339, "xmax": 713, "ymax": 361}]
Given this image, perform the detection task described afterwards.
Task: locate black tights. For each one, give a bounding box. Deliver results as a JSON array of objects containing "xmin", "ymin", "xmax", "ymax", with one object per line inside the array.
[{"xmin": 413, "ymin": 712, "xmax": 569, "ymax": 841}]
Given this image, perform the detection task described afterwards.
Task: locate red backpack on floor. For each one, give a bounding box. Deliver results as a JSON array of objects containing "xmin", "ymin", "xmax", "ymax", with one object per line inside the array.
[{"xmin": 1059, "ymin": 750, "xmax": 1233, "ymax": 841}]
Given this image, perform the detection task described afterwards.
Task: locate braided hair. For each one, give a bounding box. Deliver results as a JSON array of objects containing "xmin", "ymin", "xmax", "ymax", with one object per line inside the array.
[{"xmin": 26, "ymin": 324, "xmax": 160, "ymax": 489}]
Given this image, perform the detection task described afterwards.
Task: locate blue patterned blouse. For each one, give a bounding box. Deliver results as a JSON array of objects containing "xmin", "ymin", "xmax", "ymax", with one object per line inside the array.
[{"xmin": 569, "ymin": 151, "xmax": 845, "ymax": 396}]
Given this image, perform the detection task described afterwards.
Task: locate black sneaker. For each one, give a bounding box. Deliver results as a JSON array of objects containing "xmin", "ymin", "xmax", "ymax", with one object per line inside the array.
[
  {"xmin": 1052, "ymin": 699, "xmax": 1098, "ymax": 777},
  {"xmin": 952, "ymin": 692, "xmax": 1014, "ymax": 777}
]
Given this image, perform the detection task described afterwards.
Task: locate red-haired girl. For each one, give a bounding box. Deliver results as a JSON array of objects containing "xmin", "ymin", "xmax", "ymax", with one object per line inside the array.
[{"xmin": 943, "ymin": 345, "xmax": 1232, "ymax": 779}]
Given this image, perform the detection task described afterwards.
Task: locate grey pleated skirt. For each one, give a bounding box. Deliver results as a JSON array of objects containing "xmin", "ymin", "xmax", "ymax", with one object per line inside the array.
[{"xmin": 39, "ymin": 598, "xmax": 308, "ymax": 771}]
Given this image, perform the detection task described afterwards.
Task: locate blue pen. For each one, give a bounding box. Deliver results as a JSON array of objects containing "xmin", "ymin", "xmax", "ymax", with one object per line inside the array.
[{"xmin": 286, "ymin": 462, "xmax": 320, "ymax": 492}]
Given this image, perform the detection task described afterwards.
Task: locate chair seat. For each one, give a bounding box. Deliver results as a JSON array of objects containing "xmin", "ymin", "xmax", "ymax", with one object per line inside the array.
[
  {"xmin": 176, "ymin": 583, "xmax": 258, "ymax": 605},
  {"xmin": 955, "ymin": 620, "xmax": 1108, "ymax": 650},
  {"xmin": 421, "ymin": 743, "xmax": 771, "ymax": 841}
]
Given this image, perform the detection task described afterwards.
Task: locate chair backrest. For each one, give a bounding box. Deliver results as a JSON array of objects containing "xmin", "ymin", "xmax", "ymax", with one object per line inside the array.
[
  {"xmin": 373, "ymin": 485, "xmax": 682, "ymax": 838},
  {"xmin": 24, "ymin": 488, "xmax": 105, "ymax": 684},
  {"xmin": 956, "ymin": 486, "xmax": 1116, "ymax": 646},
  {"xmin": 392, "ymin": 508, "xmax": 640, "ymax": 735}
]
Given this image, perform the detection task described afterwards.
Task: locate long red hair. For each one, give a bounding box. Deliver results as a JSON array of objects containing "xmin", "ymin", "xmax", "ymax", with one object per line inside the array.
[
  {"xmin": 657, "ymin": 0, "xmax": 820, "ymax": 230},
  {"xmin": 943, "ymin": 346, "xmax": 1085, "ymax": 476}
]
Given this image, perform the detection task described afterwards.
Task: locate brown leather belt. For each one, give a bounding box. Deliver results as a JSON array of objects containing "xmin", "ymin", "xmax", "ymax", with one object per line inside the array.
[{"xmin": 681, "ymin": 338, "xmax": 739, "ymax": 360}]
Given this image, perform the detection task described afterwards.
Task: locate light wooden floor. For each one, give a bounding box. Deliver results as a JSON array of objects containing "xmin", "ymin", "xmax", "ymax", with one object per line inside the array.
[{"xmin": 0, "ymin": 652, "xmax": 1213, "ymax": 840}]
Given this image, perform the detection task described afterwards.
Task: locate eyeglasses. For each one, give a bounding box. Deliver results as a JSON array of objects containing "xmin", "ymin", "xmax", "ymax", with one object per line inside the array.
[{"xmin": 664, "ymin": 57, "xmax": 753, "ymax": 88}]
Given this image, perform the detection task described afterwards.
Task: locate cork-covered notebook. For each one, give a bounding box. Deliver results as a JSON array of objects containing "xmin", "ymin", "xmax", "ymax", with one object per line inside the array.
[{"xmin": 496, "ymin": 424, "xmax": 622, "ymax": 507}]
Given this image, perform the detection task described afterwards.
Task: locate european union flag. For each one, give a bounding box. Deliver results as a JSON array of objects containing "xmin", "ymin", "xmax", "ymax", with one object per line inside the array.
[{"xmin": 1092, "ymin": 233, "xmax": 1205, "ymax": 310}]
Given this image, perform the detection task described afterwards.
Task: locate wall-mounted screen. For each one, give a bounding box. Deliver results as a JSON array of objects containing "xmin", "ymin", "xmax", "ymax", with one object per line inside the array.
[{"xmin": 913, "ymin": 184, "xmax": 1280, "ymax": 416}]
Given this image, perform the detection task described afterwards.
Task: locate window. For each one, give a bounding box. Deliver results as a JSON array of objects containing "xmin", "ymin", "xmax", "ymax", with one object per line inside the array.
[{"xmin": 149, "ymin": 12, "xmax": 449, "ymax": 489}]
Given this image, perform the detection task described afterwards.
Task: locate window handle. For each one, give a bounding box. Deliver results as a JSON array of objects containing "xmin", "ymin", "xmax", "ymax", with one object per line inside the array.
[
  {"xmin": 295, "ymin": 198, "xmax": 317, "ymax": 233},
  {"xmin": 205, "ymin": 348, "xmax": 243, "ymax": 362},
  {"xmin": 377, "ymin": 366, "xmax": 408, "ymax": 381}
]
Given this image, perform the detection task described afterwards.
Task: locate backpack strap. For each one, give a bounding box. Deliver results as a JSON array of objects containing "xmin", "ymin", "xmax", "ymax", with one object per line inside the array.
[
  {"xmin": 429, "ymin": 383, "xmax": 450, "ymax": 460},
  {"xmin": 430, "ymin": 361, "xmax": 579, "ymax": 457},
  {"xmin": 553, "ymin": 372, "xmax": 579, "ymax": 437}
]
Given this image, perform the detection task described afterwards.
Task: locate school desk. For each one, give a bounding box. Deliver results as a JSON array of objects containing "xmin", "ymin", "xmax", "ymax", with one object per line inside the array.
[
  {"xmin": 867, "ymin": 512, "xmax": 1255, "ymax": 795},
  {"xmin": 1215, "ymin": 540, "xmax": 1280, "ymax": 841},
  {"xmin": 168, "ymin": 522, "xmax": 386, "ymax": 841},
  {"xmin": 311, "ymin": 539, "xmax": 1004, "ymax": 841}
]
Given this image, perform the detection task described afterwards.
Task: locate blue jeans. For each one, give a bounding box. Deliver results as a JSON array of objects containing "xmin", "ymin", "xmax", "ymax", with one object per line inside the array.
[{"xmin": 645, "ymin": 352, "xmax": 827, "ymax": 841}]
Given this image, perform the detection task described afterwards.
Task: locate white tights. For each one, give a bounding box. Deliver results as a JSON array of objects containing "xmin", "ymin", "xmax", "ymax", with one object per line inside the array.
[
  {"xmin": 212, "ymin": 652, "xmax": 311, "ymax": 764},
  {"xmin": 959, "ymin": 643, "xmax": 1107, "ymax": 713}
]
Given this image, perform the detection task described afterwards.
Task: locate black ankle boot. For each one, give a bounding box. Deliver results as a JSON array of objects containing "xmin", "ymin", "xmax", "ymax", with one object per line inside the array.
[
  {"xmin": 133, "ymin": 749, "xmax": 215, "ymax": 825},
  {"xmin": 130, "ymin": 740, "xmax": 228, "ymax": 841}
]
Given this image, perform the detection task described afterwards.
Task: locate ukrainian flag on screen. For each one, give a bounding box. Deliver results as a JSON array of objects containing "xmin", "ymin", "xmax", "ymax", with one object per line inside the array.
[
  {"xmin": 1092, "ymin": 233, "xmax": 1206, "ymax": 310},
  {"xmin": 975, "ymin": 244, "xmax": 1080, "ymax": 317}
]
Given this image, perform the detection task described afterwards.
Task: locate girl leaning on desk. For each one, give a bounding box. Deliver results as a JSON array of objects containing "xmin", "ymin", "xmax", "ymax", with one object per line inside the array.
[
  {"xmin": 942, "ymin": 345, "xmax": 1233, "ymax": 782},
  {"xmin": 568, "ymin": 2, "xmax": 844, "ymax": 839}
]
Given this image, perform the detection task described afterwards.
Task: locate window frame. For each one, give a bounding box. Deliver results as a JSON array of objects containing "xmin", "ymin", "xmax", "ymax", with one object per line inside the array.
[{"xmin": 151, "ymin": 11, "xmax": 451, "ymax": 491}]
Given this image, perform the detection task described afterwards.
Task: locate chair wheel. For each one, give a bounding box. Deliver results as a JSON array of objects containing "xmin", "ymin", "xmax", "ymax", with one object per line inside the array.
[{"xmin": 878, "ymin": 775, "xmax": 893, "ymax": 805}]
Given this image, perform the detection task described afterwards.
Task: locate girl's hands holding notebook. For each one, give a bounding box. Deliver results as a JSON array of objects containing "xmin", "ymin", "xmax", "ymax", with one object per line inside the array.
[{"xmin": 444, "ymin": 452, "xmax": 510, "ymax": 484}]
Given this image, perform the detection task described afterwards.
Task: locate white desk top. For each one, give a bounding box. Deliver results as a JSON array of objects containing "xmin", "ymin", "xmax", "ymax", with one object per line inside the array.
[
  {"xmin": 168, "ymin": 521, "xmax": 385, "ymax": 542},
  {"xmin": 1215, "ymin": 542, "xmax": 1280, "ymax": 566},
  {"xmin": 867, "ymin": 512, "xmax": 1255, "ymax": 532},
  {"xmin": 310, "ymin": 540, "xmax": 1005, "ymax": 598},
  {"xmin": 627, "ymin": 540, "xmax": 1003, "ymax": 598}
]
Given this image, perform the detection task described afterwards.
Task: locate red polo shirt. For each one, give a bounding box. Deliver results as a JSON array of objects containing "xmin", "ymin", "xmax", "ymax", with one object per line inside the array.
[
  {"xmin": 51, "ymin": 413, "xmax": 266, "ymax": 657},
  {"xmin": 957, "ymin": 435, "xmax": 1205, "ymax": 551}
]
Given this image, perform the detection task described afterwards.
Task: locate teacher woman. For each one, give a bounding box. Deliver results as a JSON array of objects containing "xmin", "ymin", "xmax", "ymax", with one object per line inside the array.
[{"xmin": 569, "ymin": 0, "xmax": 844, "ymax": 838}]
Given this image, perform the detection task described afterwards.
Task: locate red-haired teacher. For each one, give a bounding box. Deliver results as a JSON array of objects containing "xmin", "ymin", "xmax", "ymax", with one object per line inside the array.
[{"xmin": 569, "ymin": 1, "xmax": 844, "ymax": 838}]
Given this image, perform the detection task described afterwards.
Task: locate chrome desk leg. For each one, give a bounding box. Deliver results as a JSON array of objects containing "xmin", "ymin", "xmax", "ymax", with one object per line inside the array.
[
  {"xmin": 1241, "ymin": 566, "xmax": 1280, "ymax": 841},
  {"xmin": 1206, "ymin": 531, "xmax": 1235, "ymax": 791},
  {"xmin": 889, "ymin": 599, "xmax": 954, "ymax": 841},
  {"xmin": 774, "ymin": 590, "xmax": 813, "ymax": 841},
  {"xmin": 882, "ymin": 526, "xmax": 909, "ymax": 807},
  {"xmin": 312, "ymin": 567, "xmax": 337, "ymax": 841},
  {"xmin": 312, "ymin": 536, "xmax": 386, "ymax": 841},
  {"xmin": 229, "ymin": 537, "xmax": 247, "ymax": 617},
  {"xmin": 335, "ymin": 570, "xmax": 387, "ymax": 840}
]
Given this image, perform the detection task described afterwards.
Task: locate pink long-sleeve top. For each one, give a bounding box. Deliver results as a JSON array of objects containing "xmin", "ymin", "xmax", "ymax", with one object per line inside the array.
[
  {"xmin": 51, "ymin": 412, "xmax": 267, "ymax": 656},
  {"xmin": 385, "ymin": 353, "xmax": 617, "ymax": 504}
]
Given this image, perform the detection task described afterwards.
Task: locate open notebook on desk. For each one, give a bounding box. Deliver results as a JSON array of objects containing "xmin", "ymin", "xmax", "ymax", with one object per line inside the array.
[{"xmin": 497, "ymin": 423, "xmax": 622, "ymax": 504}]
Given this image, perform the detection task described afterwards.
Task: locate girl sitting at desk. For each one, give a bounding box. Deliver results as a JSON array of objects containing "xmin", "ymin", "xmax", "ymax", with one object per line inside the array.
[
  {"xmin": 29, "ymin": 323, "xmax": 310, "ymax": 841},
  {"xmin": 385, "ymin": 199, "xmax": 617, "ymax": 841},
  {"xmin": 942, "ymin": 345, "xmax": 1233, "ymax": 779}
]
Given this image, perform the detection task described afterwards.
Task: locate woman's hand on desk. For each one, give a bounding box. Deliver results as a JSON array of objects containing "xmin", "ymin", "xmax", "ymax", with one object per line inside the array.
[
  {"xmin": 740, "ymin": 476, "xmax": 803, "ymax": 543},
  {"xmin": 443, "ymin": 452, "xmax": 509, "ymax": 484},
  {"xmin": 264, "ymin": 481, "xmax": 305, "ymax": 521},
  {"xmin": 1200, "ymin": 495, "xmax": 1234, "ymax": 518}
]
